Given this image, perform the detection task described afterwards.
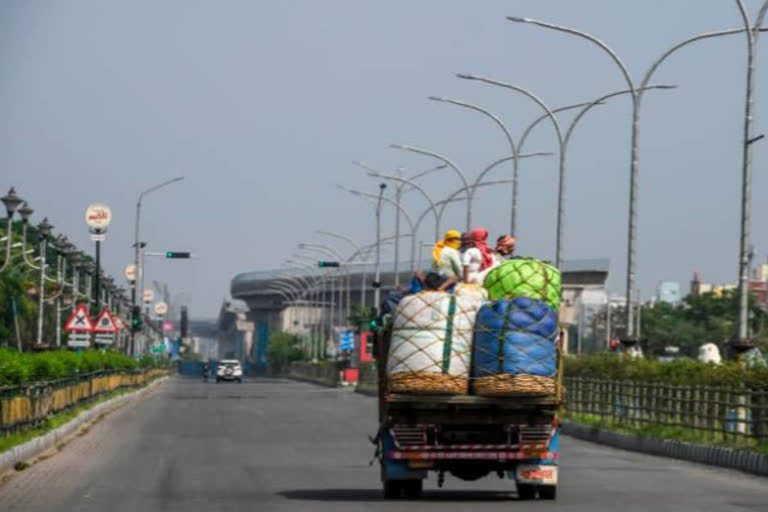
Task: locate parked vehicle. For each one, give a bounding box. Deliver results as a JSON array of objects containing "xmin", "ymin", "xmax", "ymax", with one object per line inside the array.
[
  {"xmin": 216, "ymin": 360, "xmax": 243, "ymax": 383},
  {"xmin": 374, "ymin": 325, "xmax": 562, "ymax": 500}
]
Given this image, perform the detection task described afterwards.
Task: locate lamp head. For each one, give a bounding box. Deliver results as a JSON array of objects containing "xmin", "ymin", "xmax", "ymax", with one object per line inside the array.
[
  {"xmin": 1, "ymin": 187, "xmax": 23, "ymax": 217},
  {"xmin": 38, "ymin": 217, "xmax": 53, "ymax": 237},
  {"xmin": 18, "ymin": 202, "xmax": 34, "ymax": 223}
]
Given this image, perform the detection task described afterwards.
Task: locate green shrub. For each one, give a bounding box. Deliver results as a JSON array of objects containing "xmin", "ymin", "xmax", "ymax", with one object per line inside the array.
[
  {"xmin": 563, "ymin": 353, "xmax": 768, "ymax": 389},
  {"xmin": 0, "ymin": 348, "xmax": 165, "ymax": 386}
]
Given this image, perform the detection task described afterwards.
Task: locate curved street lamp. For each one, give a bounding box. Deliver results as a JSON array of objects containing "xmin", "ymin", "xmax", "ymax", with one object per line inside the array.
[{"xmin": 505, "ymin": 12, "xmax": 768, "ymax": 339}]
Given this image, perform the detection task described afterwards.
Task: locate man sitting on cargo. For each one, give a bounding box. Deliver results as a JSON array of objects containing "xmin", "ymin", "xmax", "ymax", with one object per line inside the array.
[
  {"xmin": 432, "ymin": 229, "xmax": 463, "ymax": 280},
  {"xmin": 494, "ymin": 235, "xmax": 516, "ymax": 264}
]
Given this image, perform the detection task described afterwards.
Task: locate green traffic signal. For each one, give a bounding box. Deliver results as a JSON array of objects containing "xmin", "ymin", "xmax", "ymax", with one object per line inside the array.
[{"xmin": 165, "ymin": 251, "xmax": 191, "ymax": 259}]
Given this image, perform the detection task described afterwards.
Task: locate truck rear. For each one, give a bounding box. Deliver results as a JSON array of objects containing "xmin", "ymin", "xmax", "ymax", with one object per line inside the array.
[{"xmin": 375, "ymin": 326, "xmax": 563, "ymax": 500}]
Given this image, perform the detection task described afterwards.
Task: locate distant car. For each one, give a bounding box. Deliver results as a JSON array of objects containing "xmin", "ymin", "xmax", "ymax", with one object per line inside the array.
[{"xmin": 216, "ymin": 360, "xmax": 243, "ymax": 383}]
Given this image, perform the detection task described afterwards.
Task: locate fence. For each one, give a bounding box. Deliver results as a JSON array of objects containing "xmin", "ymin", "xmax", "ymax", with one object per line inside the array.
[
  {"xmin": 565, "ymin": 376, "xmax": 768, "ymax": 446},
  {"xmin": 0, "ymin": 368, "xmax": 170, "ymax": 436},
  {"xmin": 287, "ymin": 362, "xmax": 341, "ymax": 387}
]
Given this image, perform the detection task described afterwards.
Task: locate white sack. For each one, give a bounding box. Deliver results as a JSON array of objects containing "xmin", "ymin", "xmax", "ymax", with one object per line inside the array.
[{"xmin": 387, "ymin": 291, "xmax": 483, "ymax": 379}]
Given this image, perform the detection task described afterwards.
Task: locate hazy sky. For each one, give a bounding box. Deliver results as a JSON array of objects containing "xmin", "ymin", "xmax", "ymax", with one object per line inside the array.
[{"xmin": 2, "ymin": 1, "xmax": 767, "ymax": 318}]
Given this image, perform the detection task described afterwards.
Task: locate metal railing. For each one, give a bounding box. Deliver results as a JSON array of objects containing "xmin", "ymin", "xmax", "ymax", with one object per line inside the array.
[
  {"xmin": 564, "ymin": 377, "xmax": 768, "ymax": 445},
  {"xmin": 0, "ymin": 368, "xmax": 169, "ymax": 435}
]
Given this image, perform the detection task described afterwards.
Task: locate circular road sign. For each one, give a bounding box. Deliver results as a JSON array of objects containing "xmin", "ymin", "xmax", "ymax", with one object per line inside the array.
[
  {"xmin": 124, "ymin": 264, "xmax": 137, "ymax": 282},
  {"xmin": 154, "ymin": 302, "xmax": 168, "ymax": 316},
  {"xmin": 85, "ymin": 203, "xmax": 112, "ymax": 233},
  {"xmin": 143, "ymin": 289, "xmax": 155, "ymax": 303}
]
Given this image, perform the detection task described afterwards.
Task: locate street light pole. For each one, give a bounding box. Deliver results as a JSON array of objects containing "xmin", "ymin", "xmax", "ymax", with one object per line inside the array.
[
  {"xmin": 505, "ymin": 15, "xmax": 767, "ymax": 340},
  {"xmin": 0, "ymin": 187, "xmax": 23, "ymax": 272},
  {"xmin": 131, "ymin": 176, "xmax": 183, "ymax": 355},
  {"xmin": 736, "ymin": 0, "xmax": 768, "ymax": 345},
  {"xmin": 36, "ymin": 217, "xmax": 53, "ymax": 346},
  {"xmin": 374, "ymin": 183, "xmax": 386, "ymax": 316}
]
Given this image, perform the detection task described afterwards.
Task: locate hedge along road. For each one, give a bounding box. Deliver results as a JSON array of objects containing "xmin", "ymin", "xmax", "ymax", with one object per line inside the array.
[{"xmin": 0, "ymin": 377, "xmax": 766, "ymax": 512}]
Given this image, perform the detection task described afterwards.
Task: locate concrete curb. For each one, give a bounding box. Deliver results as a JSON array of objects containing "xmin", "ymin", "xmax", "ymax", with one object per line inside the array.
[
  {"xmin": 562, "ymin": 421, "xmax": 768, "ymax": 477},
  {"xmin": 0, "ymin": 376, "xmax": 170, "ymax": 476},
  {"xmin": 354, "ymin": 385, "xmax": 377, "ymax": 397},
  {"xmin": 285, "ymin": 375, "xmax": 339, "ymax": 388}
]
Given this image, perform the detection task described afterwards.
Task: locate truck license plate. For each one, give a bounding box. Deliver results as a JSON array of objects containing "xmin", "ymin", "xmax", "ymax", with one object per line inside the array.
[{"xmin": 516, "ymin": 465, "xmax": 558, "ymax": 485}]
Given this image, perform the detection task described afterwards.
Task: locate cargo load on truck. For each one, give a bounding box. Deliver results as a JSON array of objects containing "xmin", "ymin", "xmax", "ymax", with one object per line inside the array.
[{"xmin": 375, "ymin": 255, "xmax": 563, "ymax": 500}]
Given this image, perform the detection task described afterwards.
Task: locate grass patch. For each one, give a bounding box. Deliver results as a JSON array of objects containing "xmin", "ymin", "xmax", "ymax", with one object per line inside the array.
[
  {"xmin": 565, "ymin": 412, "xmax": 768, "ymax": 455},
  {"xmin": 0, "ymin": 385, "xmax": 144, "ymax": 455}
]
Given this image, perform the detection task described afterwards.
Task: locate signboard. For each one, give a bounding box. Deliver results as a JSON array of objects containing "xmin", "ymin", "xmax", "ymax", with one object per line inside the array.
[
  {"xmin": 64, "ymin": 304, "xmax": 94, "ymax": 333},
  {"xmin": 143, "ymin": 289, "xmax": 155, "ymax": 303},
  {"xmin": 151, "ymin": 343, "xmax": 164, "ymax": 354},
  {"xmin": 67, "ymin": 333, "xmax": 91, "ymax": 348},
  {"xmin": 339, "ymin": 331, "xmax": 354, "ymax": 352},
  {"xmin": 93, "ymin": 308, "xmax": 117, "ymax": 333},
  {"xmin": 90, "ymin": 233, "xmax": 106, "ymax": 242},
  {"xmin": 124, "ymin": 264, "xmax": 136, "ymax": 282},
  {"xmin": 154, "ymin": 302, "xmax": 168, "ymax": 316},
  {"xmin": 85, "ymin": 203, "xmax": 112, "ymax": 233}
]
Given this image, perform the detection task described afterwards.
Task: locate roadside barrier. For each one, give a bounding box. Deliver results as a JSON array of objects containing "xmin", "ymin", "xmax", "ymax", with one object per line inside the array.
[
  {"xmin": 565, "ymin": 376, "xmax": 768, "ymax": 447},
  {"xmin": 0, "ymin": 368, "xmax": 170, "ymax": 436},
  {"xmin": 286, "ymin": 362, "xmax": 341, "ymax": 387}
]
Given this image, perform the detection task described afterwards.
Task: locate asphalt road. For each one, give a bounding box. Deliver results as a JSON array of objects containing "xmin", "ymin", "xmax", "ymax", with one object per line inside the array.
[{"xmin": 1, "ymin": 377, "xmax": 767, "ymax": 511}]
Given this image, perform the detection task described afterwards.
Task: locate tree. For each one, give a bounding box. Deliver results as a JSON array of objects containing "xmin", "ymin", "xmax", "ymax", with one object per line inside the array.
[{"xmin": 267, "ymin": 330, "xmax": 304, "ymax": 367}]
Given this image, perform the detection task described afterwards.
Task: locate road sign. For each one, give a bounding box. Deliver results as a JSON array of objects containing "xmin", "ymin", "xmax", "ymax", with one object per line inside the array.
[
  {"xmin": 154, "ymin": 302, "xmax": 168, "ymax": 316},
  {"xmin": 64, "ymin": 304, "xmax": 94, "ymax": 333},
  {"xmin": 90, "ymin": 233, "xmax": 106, "ymax": 242},
  {"xmin": 93, "ymin": 308, "xmax": 118, "ymax": 333},
  {"xmin": 143, "ymin": 289, "xmax": 155, "ymax": 303},
  {"xmin": 124, "ymin": 264, "xmax": 136, "ymax": 282},
  {"xmin": 339, "ymin": 331, "xmax": 354, "ymax": 352},
  {"xmin": 93, "ymin": 332, "xmax": 115, "ymax": 345},
  {"xmin": 151, "ymin": 343, "xmax": 163, "ymax": 354},
  {"xmin": 85, "ymin": 203, "xmax": 112, "ymax": 233},
  {"xmin": 67, "ymin": 332, "xmax": 91, "ymax": 348}
]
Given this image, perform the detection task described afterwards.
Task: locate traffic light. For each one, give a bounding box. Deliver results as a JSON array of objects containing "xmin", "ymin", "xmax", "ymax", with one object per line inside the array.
[
  {"xmin": 165, "ymin": 251, "xmax": 191, "ymax": 259},
  {"xmin": 318, "ymin": 261, "xmax": 340, "ymax": 268},
  {"xmin": 131, "ymin": 306, "xmax": 143, "ymax": 332}
]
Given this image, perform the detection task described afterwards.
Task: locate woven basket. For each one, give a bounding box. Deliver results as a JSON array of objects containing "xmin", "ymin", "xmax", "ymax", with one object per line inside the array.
[
  {"xmin": 389, "ymin": 372, "xmax": 468, "ymax": 395},
  {"xmin": 473, "ymin": 374, "xmax": 556, "ymax": 397}
]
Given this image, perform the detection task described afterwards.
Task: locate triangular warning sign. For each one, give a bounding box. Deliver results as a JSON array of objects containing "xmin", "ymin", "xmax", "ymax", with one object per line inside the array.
[
  {"xmin": 93, "ymin": 308, "xmax": 118, "ymax": 333},
  {"xmin": 65, "ymin": 304, "xmax": 94, "ymax": 333}
]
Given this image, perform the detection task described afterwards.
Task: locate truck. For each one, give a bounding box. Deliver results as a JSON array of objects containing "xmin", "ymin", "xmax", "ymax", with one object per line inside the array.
[{"xmin": 373, "ymin": 324, "xmax": 563, "ymax": 500}]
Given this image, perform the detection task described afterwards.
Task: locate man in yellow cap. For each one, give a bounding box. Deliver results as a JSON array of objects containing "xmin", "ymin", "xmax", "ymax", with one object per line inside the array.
[{"xmin": 432, "ymin": 229, "xmax": 462, "ymax": 280}]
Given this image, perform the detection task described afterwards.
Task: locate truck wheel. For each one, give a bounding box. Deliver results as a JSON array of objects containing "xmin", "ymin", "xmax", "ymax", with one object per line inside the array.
[
  {"xmin": 403, "ymin": 479, "xmax": 423, "ymax": 499},
  {"xmin": 538, "ymin": 485, "xmax": 557, "ymax": 500},
  {"xmin": 517, "ymin": 483, "xmax": 536, "ymax": 501},
  {"xmin": 383, "ymin": 480, "xmax": 404, "ymax": 499}
]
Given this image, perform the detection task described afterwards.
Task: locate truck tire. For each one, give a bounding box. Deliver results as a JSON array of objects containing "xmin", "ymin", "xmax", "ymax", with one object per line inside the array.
[
  {"xmin": 383, "ymin": 480, "xmax": 404, "ymax": 499},
  {"xmin": 516, "ymin": 483, "xmax": 536, "ymax": 501},
  {"xmin": 538, "ymin": 485, "xmax": 557, "ymax": 500},
  {"xmin": 403, "ymin": 479, "xmax": 423, "ymax": 499}
]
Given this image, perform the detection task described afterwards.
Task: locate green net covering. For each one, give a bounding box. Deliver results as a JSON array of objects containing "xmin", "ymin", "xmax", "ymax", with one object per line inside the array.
[{"xmin": 482, "ymin": 258, "xmax": 561, "ymax": 310}]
